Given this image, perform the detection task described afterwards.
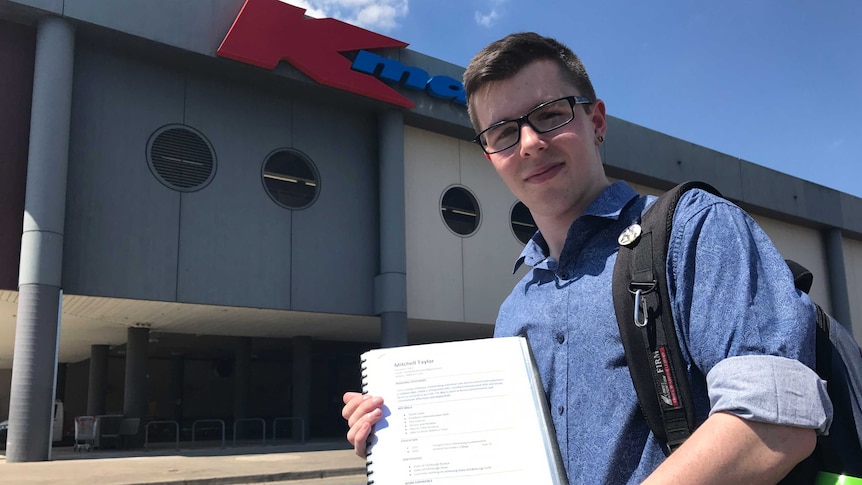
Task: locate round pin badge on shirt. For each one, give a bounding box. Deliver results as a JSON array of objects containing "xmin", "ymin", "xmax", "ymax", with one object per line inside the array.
[{"xmin": 618, "ymin": 224, "xmax": 642, "ymax": 246}]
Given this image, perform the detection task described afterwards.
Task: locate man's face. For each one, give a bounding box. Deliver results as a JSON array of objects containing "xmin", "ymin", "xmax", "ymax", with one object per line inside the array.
[{"xmin": 472, "ymin": 60, "xmax": 608, "ymax": 225}]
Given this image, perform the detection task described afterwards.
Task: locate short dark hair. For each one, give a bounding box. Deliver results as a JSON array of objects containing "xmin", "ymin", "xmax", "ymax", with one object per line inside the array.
[{"xmin": 463, "ymin": 32, "xmax": 597, "ymax": 130}]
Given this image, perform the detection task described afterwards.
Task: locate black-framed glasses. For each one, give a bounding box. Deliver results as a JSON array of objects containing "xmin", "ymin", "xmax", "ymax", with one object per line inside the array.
[{"xmin": 473, "ymin": 96, "xmax": 592, "ymax": 154}]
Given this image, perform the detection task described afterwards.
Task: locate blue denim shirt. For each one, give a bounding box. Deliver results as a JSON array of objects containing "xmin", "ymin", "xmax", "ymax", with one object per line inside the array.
[{"xmin": 494, "ymin": 181, "xmax": 831, "ymax": 484}]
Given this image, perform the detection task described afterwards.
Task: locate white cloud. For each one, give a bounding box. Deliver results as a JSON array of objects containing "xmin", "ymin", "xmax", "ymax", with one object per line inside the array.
[
  {"xmin": 474, "ymin": 9, "xmax": 499, "ymax": 27},
  {"xmin": 474, "ymin": 0, "xmax": 507, "ymax": 28},
  {"xmin": 287, "ymin": 0, "xmax": 328, "ymax": 18},
  {"xmin": 283, "ymin": 0, "xmax": 408, "ymax": 32}
]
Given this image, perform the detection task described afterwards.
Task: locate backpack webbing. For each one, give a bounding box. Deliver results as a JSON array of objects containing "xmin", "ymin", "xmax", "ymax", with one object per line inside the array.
[{"xmin": 611, "ymin": 181, "xmax": 718, "ymax": 452}]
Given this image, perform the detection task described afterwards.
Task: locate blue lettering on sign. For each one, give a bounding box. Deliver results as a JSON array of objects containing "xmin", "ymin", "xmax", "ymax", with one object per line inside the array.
[
  {"xmin": 426, "ymin": 75, "xmax": 467, "ymax": 104},
  {"xmin": 351, "ymin": 50, "xmax": 467, "ymax": 106}
]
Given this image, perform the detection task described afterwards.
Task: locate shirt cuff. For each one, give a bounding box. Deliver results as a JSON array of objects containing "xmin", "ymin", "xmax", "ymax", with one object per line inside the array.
[{"xmin": 706, "ymin": 355, "xmax": 833, "ymax": 434}]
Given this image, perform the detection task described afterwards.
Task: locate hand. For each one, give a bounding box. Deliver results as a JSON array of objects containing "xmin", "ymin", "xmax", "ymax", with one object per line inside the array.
[{"xmin": 342, "ymin": 391, "xmax": 385, "ymax": 457}]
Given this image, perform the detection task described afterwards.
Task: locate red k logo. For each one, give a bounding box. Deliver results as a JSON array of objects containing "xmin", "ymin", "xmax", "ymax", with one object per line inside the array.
[{"xmin": 218, "ymin": 0, "xmax": 414, "ymax": 108}]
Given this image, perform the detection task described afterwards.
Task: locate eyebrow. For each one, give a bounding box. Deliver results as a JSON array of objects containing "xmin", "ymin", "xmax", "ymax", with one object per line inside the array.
[{"xmin": 488, "ymin": 97, "xmax": 559, "ymax": 128}]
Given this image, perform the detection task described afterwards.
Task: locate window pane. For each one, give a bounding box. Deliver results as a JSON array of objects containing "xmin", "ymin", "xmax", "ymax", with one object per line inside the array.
[
  {"xmin": 510, "ymin": 201, "xmax": 536, "ymax": 244},
  {"xmin": 441, "ymin": 186, "xmax": 480, "ymax": 236},
  {"xmin": 262, "ymin": 150, "xmax": 319, "ymax": 209}
]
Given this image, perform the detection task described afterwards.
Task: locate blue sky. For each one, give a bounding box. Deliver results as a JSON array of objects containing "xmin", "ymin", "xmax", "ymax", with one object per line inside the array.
[{"xmin": 290, "ymin": 0, "xmax": 862, "ymax": 198}]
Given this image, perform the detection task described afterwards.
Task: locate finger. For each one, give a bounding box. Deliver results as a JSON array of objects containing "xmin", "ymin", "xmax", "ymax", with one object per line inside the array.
[
  {"xmin": 350, "ymin": 421, "xmax": 370, "ymax": 457},
  {"xmin": 345, "ymin": 405, "xmax": 383, "ymax": 450},
  {"xmin": 345, "ymin": 395, "xmax": 384, "ymax": 428},
  {"xmin": 346, "ymin": 413, "xmax": 378, "ymax": 453},
  {"xmin": 347, "ymin": 404, "xmax": 383, "ymax": 437},
  {"xmin": 343, "ymin": 391, "xmax": 363, "ymax": 405},
  {"xmin": 341, "ymin": 392, "xmax": 365, "ymax": 420},
  {"xmin": 348, "ymin": 398, "xmax": 383, "ymax": 429}
]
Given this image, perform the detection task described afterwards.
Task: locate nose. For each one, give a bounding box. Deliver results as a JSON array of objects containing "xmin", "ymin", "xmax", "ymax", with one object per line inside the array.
[{"xmin": 518, "ymin": 123, "xmax": 547, "ymax": 157}]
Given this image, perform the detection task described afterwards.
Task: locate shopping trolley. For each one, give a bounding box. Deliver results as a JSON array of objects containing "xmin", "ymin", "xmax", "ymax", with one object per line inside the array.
[{"xmin": 74, "ymin": 416, "xmax": 97, "ymax": 451}]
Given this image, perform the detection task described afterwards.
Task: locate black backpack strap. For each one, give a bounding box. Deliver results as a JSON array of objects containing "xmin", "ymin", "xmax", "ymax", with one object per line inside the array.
[
  {"xmin": 782, "ymin": 260, "xmax": 843, "ymax": 480},
  {"xmin": 612, "ymin": 181, "xmax": 720, "ymax": 453},
  {"xmin": 779, "ymin": 260, "xmax": 862, "ymax": 481},
  {"xmin": 785, "ymin": 259, "xmax": 814, "ymax": 295},
  {"xmin": 785, "ymin": 259, "xmax": 832, "ymax": 383}
]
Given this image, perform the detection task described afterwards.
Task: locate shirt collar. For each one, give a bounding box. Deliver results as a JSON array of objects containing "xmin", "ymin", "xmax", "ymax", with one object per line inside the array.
[{"xmin": 513, "ymin": 181, "xmax": 639, "ymax": 273}]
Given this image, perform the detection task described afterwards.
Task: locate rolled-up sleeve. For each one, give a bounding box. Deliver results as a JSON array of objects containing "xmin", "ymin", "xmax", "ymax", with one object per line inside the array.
[
  {"xmin": 668, "ymin": 190, "xmax": 834, "ymax": 436},
  {"xmin": 706, "ymin": 355, "xmax": 832, "ymax": 434}
]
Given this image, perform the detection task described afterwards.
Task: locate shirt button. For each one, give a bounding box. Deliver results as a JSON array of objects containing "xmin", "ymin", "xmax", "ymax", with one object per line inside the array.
[
  {"xmin": 558, "ymin": 406, "xmax": 564, "ymax": 415},
  {"xmin": 556, "ymin": 333, "xmax": 565, "ymax": 344}
]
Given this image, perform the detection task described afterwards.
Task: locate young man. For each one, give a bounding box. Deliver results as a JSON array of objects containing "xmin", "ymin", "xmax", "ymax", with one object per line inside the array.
[{"xmin": 343, "ymin": 32, "xmax": 831, "ymax": 484}]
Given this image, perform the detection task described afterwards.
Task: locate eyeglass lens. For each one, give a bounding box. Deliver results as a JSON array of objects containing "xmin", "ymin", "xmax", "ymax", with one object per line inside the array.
[{"xmin": 480, "ymin": 98, "xmax": 575, "ymax": 153}]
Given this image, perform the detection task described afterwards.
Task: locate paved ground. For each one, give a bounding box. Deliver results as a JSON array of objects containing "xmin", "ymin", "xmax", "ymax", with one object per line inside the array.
[
  {"xmin": 0, "ymin": 440, "xmax": 367, "ymax": 485},
  {"xmin": 235, "ymin": 477, "xmax": 365, "ymax": 485}
]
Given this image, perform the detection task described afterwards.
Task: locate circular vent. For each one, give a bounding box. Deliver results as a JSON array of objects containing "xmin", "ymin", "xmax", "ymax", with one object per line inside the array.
[
  {"xmin": 262, "ymin": 149, "xmax": 320, "ymax": 209},
  {"xmin": 511, "ymin": 201, "xmax": 537, "ymax": 244},
  {"xmin": 147, "ymin": 125, "xmax": 216, "ymax": 192},
  {"xmin": 440, "ymin": 185, "xmax": 481, "ymax": 236}
]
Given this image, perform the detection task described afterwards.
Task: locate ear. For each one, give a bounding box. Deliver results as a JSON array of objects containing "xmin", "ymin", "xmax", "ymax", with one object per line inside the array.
[{"xmin": 591, "ymin": 99, "xmax": 608, "ymax": 138}]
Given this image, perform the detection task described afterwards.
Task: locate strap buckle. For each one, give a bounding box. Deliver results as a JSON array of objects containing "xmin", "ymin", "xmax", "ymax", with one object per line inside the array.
[{"xmin": 629, "ymin": 282, "xmax": 656, "ymax": 328}]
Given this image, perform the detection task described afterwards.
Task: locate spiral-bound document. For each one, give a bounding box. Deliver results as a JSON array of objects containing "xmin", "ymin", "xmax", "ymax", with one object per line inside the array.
[{"xmin": 360, "ymin": 336, "xmax": 567, "ymax": 485}]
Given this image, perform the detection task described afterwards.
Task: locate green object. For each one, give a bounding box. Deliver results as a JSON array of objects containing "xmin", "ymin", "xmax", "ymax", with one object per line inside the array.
[{"xmin": 816, "ymin": 472, "xmax": 862, "ymax": 485}]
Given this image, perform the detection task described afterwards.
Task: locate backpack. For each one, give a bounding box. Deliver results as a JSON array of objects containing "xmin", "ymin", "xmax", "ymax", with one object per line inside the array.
[{"xmin": 611, "ymin": 181, "xmax": 862, "ymax": 482}]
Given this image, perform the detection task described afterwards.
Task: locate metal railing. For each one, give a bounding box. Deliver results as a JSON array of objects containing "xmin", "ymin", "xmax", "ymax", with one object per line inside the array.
[
  {"xmin": 272, "ymin": 416, "xmax": 306, "ymax": 444},
  {"xmin": 141, "ymin": 416, "xmax": 306, "ymax": 450},
  {"xmin": 192, "ymin": 419, "xmax": 225, "ymax": 448},
  {"xmin": 232, "ymin": 418, "xmax": 266, "ymax": 446},
  {"xmin": 144, "ymin": 420, "xmax": 179, "ymax": 450}
]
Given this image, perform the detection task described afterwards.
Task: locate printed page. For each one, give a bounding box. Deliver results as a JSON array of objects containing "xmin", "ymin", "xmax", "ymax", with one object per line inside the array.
[{"xmin": 362, "ymin": 337, "xmax": 565, "ymax": 485}]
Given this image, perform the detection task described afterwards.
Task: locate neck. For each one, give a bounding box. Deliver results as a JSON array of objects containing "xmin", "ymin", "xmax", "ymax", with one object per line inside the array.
[
  {"xmin": 532, "ymin": 180, "xmax": 611, "ymax": 262},
  {"xmin": 533, "ymin": 213, "xmax": 575, "ymax": 262}
]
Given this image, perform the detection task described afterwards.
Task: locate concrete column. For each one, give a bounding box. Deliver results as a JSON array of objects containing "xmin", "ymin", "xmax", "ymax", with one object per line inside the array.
[
  {"xmin": 824, "ymin": 228, "xmax": 853, "ymax": 332},
  {"xmin": 123, "ymin": 327, "xmax": 149, "ymax": 419},
  {"xmin": 291, "ymin": 336, "xmax": 312, "ymax": 440},
  {"xmin": 7, "ymin": 16, "xmax": 75, "ymax": 463},
  {"xmin": 55, "ymin": 363, "xmax": 67, "ymax": 402},
  {"xmin": 170, "ymin": 357, "xmax": 184, "ymax": 427},
  {"xmin": 87, "ymin": 345, "xmax": 109, "ymax": 416},
  {"xmin": 7, "ymin": 287, "xmax": 60, "ymax": 461},
  {"xmin": 375, "ymin": 111, "xmax": 408, "ymax": 348},
  {"xmin": 233, "ymin": 337, "xmax": 251, "ymax": 419}
]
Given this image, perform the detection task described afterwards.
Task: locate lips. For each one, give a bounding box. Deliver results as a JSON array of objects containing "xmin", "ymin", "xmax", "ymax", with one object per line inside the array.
[{"xmin": 525, "ymin": 163, "xmax": 564, "ymax": 183}]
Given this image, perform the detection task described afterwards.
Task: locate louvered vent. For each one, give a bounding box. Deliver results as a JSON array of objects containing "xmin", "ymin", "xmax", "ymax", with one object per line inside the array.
[{"xmin": 147, "ymin": 125, "xmax": 216, "ymax": 191}]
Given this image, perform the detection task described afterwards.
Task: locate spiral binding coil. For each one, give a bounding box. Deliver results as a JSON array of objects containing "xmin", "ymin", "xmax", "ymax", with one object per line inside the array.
[
  {"xmin": 360, "ymin": 356, "xmax": 375, "ymax": 484},
  {"xmin": 361, "ymin": 357, "xmax": 369, "ymax": 395}
]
